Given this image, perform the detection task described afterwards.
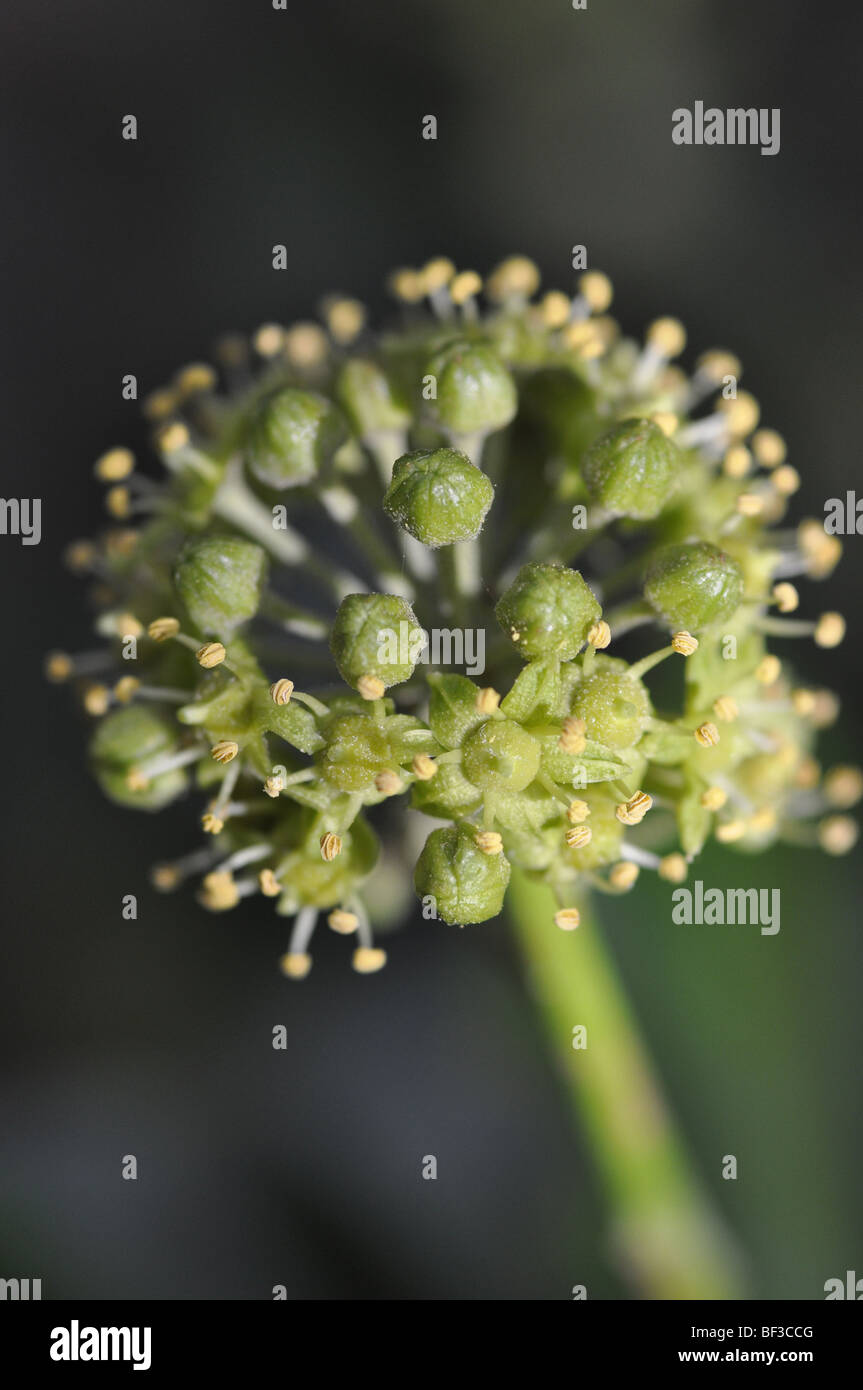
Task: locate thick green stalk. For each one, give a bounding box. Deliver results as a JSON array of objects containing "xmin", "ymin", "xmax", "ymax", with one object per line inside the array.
[{"xmin": 508, "ymin": 868, "xmax": 743, "ymax": 1299}]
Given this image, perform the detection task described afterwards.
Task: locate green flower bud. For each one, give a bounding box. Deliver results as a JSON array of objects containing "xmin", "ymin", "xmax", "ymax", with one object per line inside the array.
[
  {"xmin": 336, "ymin": 358, "xmax": 412, "ymax": 436},
  {"xmin": 495, "ymin": 562, "xmax": 601, "ymax": 660},
  {"xmin": 246, "ymin": 387, "xmax": 346, "ymax": 488},
  {"xmin": 426, "ymin": 339, "xmax": 517, "ymax": 434},
  {"xmin": 90, "ymin": 706, "xmax": 188, "ymax": 811},
  {"xmin": 383, "ymin": 448, "xmax": 494, "ymax": 546},
  {"xmin": 462, "ymin": 718, "xmax": 541, "ymax": 792},
  {"xmin": 280, "ymin": 815, "xmax": 379, "ymax": 910},
  {"xmin": 570, "ymin": 656, "xmax": 651, "ymax": 750},
  {"xmin": 581, "ymin": 418, "xmax": 682, "ymax": 519},
  {"xmin": 330, "ymin": 593, "xmax": 423, "ymax": 692},
  {"xmin": 319, "ymin": 713, "xmax": 395, "ymax": 792},
  {"xmin": 174, "ymin": 535, "xmax": 268, "ymax": 639},
  {"xmin": 414, "ymin": 825, "xmax": 511, "ymax": 926},
  {"xmin": 644, "ymin": 541, "xmax": 744, "ymax": 631}
]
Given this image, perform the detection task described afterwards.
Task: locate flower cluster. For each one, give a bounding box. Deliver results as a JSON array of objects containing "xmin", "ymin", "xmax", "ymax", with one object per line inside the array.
[{"xmin": 49, "ymin": 256, "xmax": 859, "ymax": 975}]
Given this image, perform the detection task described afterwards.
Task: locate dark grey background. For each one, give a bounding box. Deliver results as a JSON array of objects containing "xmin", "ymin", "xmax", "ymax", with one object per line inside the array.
[{"xmin": 1, "ymin": 0, "xmax": 860, "ymax": 1298}]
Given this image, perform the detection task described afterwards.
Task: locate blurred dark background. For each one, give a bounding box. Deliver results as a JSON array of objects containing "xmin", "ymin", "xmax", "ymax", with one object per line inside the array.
[{"xmin": 1, "ymin": 0, "xmax": 861, "ymax": 1299}]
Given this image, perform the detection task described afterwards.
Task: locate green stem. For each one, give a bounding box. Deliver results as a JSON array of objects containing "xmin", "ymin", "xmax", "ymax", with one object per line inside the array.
[{"xmin": 508, "ymin": 868, "xmax": 743, "ymax": 1299}]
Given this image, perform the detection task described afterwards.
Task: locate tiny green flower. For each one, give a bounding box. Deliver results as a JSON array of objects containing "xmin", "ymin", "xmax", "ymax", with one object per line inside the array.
[
  {"xmin": 495, "ymin": 562, "xmax": 601, "ymax": 660},
  {"xmin": 644, "ymin": 541, "xmax": 744, "ymax": 631},
  {"xmin": 383, "ymin": 448, "xmax": 494, "ymax": 546},
  {"xmin": 246, "ymin": 386, "xmax": 346, "ymax": 488},
  {"xmin": 581, "ymin": 417, "xmax": 683, "ymax": 519},
  {"xmin": 174, "ymin": 535, "xmax": 268, "ymax": 639},
  {"xmin": 425, "ymin": 338, "xmax": 517, "ymax": 435},
  {"xmin": 329, "ymin": 592, "xmax": 422, "ymax": 692},
  {"xmin": 414, "ymin": 824, "xmax": 511, "ymax": 925}
]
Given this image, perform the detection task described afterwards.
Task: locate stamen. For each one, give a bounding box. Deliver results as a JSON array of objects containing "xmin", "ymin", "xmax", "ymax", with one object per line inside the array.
[
  {"xmin": 94, "ymin": 448, "xmax": 135, "ymax": 483},
  {"xmin": 328, "ymin": 909, "xmax": 359, "ymax": 935},
  {"xmin": 609, "ymin": 861, "xmax": 639, "ymax": 891},
  {"xmin": 259, "ymin": 869, "xmax": 281, "ymax": 897},
  {"xmin": 564, "ymin": 825, "xmax": 592, "ymax": 849},
  {"xmin": 554, "ymin": 907, "xmax": 581, "ymax": 931},
  {"xmin": 615, "ymin": 791, "xmax": 653, "ymax": 826},
  {"xmin": 476, "ymin": 687, "xmax": 501, "ymax": 714},
  {"xmin": 320, "ymin": 832, "xmax": 342, "ymax": 861},
  {"xmin": 694, "ymin": 723, "xmax": 720, "ymax": 748},
  {"xmin": 475, "ymin": 830, "xmax": 504, "ymax": 855},
  {"xmin": 411, "ymin": 754, "xmax": 437, "ymax": 780}
]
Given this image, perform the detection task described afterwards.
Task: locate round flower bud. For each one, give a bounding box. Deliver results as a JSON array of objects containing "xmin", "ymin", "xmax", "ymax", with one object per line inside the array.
[
  {"xmin": 246, "ymin": 387, "xmax": 346, "ymax": 488},
  {"xmin": 495, "ymin": 562, "xmax": 601, "ymax": 660},
  {"xmin": 335, "ymin": 358, "xmax": 412, "ymax": 436},
  {"xmin": 581, "ymin": 417, "xmax": 682, "ymax": 519},
  {"xmin": 174, "ymin": 535, "xmax": 268, "ymax": 639},
  {"xmin": 570, "ymin": 656, "xmax": 651, "ymax": 750},
  {"xmin": 90, "ymin": 706, "xmax": 188, "ymax": 811},
  {"xmin": 330, "ymin": 593, "xmax": 423, "ymax": 692},
  {"xmin": 644, "ymin": 542, "xmax": 744, "ymax": 632},
  {"xmin": 414, "ymin": 825, "xmax": 511, "ymax": 926},
  {"xmin": 383, "ymin": 448, "xmax": 494, "ymax": 547},
  {"xmin": 462, "ymin": 719, "xmax": 541, "ymax": 793},
  {"xmin": 425, "ymin": 339, "xmax": 517, "ymax": 435}
]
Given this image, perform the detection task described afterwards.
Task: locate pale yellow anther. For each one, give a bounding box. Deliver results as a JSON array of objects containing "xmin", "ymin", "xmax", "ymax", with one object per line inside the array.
[
  {"xmin": 83, "ymin": 684, "xmax": 111, "ymax": 716},
  {"xmin": 104, "ymin": 529, "xmax": 139, "ymax": 558},
  {"xmin": 578, "ymin": 270, "xmax": 613, "ymax": 313},
  {"xmin": 615, "ymin": 791, "xmax": 653, "ymax": 825},
  {"xmin": 258, "ymin": 869, "xmax": 281, "ymax": 898},
  {"xmin": 651, "ymin": 411, "xmax": 679, "ymax": 438},
  {"xmin": 815, "ymin": 612, "xmax": 845, "ymax": 648},
  {"xmin": 659, "ymin": 853, "xmax": 688, "ymax": 884},
  {"xmin": 411, "ymin": 753, "xmax": 437, "ymax": 780},
  {"xmin": 772, "ymin": 581, "xmax": 799, "ymax": 613},
  {"xmin": 450, "ymin": 270, "xmax": 483, "ymax": 306},
  {"xmin": 647, "ymin": 317, "xmax": 686, "ymax": 358},
  {"xmin": 352, "ymin": 947, "xmax": 387, "ymax": 974},
  {"xmin": 151, "ymin": 864, "xmax": 181, "ymax": 892},
  {"xmin": 263, "ymin": 774, "xmax": 285, "ymax": 799},
  {"xmin": 588, "ymin": 620, "xmax": 611, "ymax": 649},
  {"xmin": 113, "ymin": 676, "xmax": 140, "ymax": 704},
  {"xmin": 113, "ymin": 612, "xmax": 144, "ymax": 638},
  {"xmin": 722, "ymin": 444, "xmax": 752, "ymax": 479},
  {"xmin": 824, "ymin": 766, "xmax": 863, "ymax": 809},
  {"xmin": 325, "ymin": 297, "xmax": 366, "ymax": 345},
  {"xmin": 609, "ymin": 861, "xmax": 639, "ymax": 891},
  {"xmin": 476, "ymin": 687, "xmax": 501, "ymax": 714},
  {"xmin": 671, "ymin": 631, "xmax": 698, "ymax": 656},
  {"xmin": 736, "ymin": 492, "xmax": 764, "ymax": 518},
  {"xmin": 64, "ymin": 539, "xmax": 98, "ymax": 572},
  {"xmin": 283, "ymin": 322, "xmax": 329, "ymax": 367},
  {"xmin": 695, "ymin": 722, "xmax": 720, "ymax": 748},
  {"xmin": 142, "ymin": 387, "xmax": 181, "ymax": 421},
  {"xmin": 554, "ymin": 907, "xmax": 581, "ymax": 931},
  {"xmin": 719, "ymin": 391, "xmax": 760, "ymax": 438},
  {"xmin": 752, "ymin": 428, "xmax": 786, "ymax": 468},
  {"xmin": 566, "ymin": 800, "xmax": 591, "ymax": 825},
  {"xmin": 772, "ymin": 464, "xmax": 800, "ymax": 496},
  {"xmin": 716, "ymin": 820, "xmax": 747, "ymax": 843},
  {"xmin": 253, "ymin": 323, "xmax": 285, "ymax": 357},
  {"xmin": 421, "ymin": 258, "xmax": 456, "ymax": 294},
  {"xmin": 755, "ymin": 655, "xmax": 782, "ymax": 685},
  {"xmin": 320, "ymin": 832, "xmax": 342, "ymax": 861},
  {"xmin": 486, "ymin": 256, "xmax": 540, "ymax": 302},
  {"xmin": 475, "ymin": 830, "xmax": 504, "ymax": 855},
  {"xmin": 175, "ymin": 363, "xmax": 217, "ymax": 396},
  {"xmin": 328, "ymin": 909, "xmax": 360, "ymax": 935},
  {"xmin": 375, "ymin": 770, "xmax": 404, "ymax": 796},
  {"xmin": 798, "ymin": 520, "xmax": 842, "ymax": 578},
  {"xmin": 713, "ymin": 695, "xmax": 738, "ymax": 723},
  {"xmin": 388, "ymin": 268, "xmax": 425, "ymax": 303},
  {"xmin": 201, "ymin": 813, "xmax": 224, "ymax": 835},
  {"xmin": 270, "ymin": 678, "xmax": 294, "ymax": 706},
  {"xmin": 563, "ymin": 319, "xmax": 605, "ymax": 358},
  {"xmin": 700, "ymin": 786, "xmax": 728, "ymax": 811},
  {"xmin": 95, "ymin": 447, "xmax": 135, "ymax": 483},
  {"xmin": 791, "ymin": 688, "xmax": 817, "ymax": 717},
  {"xmin": 793, "ymin": 755, "xmax": 821, "ymax": 789},
  {"xmin": 559, "ymin": 716, "xmax": 587, "ymax": 755},
  {"xmin": 818, "ymin": 815, "xmax": 858, "ymax": 856},
  {"xmin": 125, "ymin": 768, "xmax": 150, "ymax": 792},
  {"xmin": 748, "ymin": 807, "xmax": 777, "ymax": 835},
  {"xmin": 146, "ymin": 612, "xmax": 177, "ymax": 641},
  {"xmin": 697, "ymin": 349, "xmax": 742, "ymax": 382},
  {"xmin": 540, "ymin": 290, "xmax": 572, "ymax": 327},
  {"xmin": 565, "ymin": 824, "xmax": 593, "ymax": 849},
  {"xmin": 280, "ymin": 951, "xmax": 312, "ymax": 979},
  {"xmin": 197, "ymin": 642, "xmax": 227, "ymax": 669},
  {"xmin": 156, "ymin": 421, "xmax": 190, "ymax": 454},
  {"xmin": 106, "ymin": 486, "xmax": 131, "ymax": 519},
  {"xmin": 357, "ymin": 674, "xmax": 386, "ymax": 701},
  {"xmin": 810, "ymin": 689, "xmax": 840, "ymax": 728},
  {"xmin": 211, "ymin": 740, "xmax": 239, "ymax": 765},
  {"xmin": 45, "ymin": 652, "xmax": 74, "ymax": 683}
]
